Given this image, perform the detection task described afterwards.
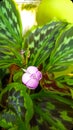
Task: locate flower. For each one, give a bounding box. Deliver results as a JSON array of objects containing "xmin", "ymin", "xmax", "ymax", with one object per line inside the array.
[{"xmin": 22, "ymin": 66, "xmax": 42, "ymax": 89}]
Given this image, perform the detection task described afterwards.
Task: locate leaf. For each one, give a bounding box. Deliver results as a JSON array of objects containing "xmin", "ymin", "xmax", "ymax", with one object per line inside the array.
[
  {"xmin": 0, "ymin": 82, "xmax": 33, "ymax": 129},
  {"xmin": 49, "ymin": 126, "xmax": 58, "ymax": 130},
  {"xmin": 0, "ymin": 110, "xmax": 26, "ymax": 130},
  {"xmin": 13, "ymin": 70, "xmax": 23, "ymax": 82},
  {"xmin": 31, "ymin": 126, "xmax": 39, "ymax": 130},
  {"xmin": 46, "ymin": 102, "xmax": 55, "ymax": 110},
  {"xmin": 0, "ymin": 0, "xmax": 22, "ymax": 43},
  {"xmin": 49, "ymin": 24, "xmax": 73, "ymax": 72},
  {"xmin": 34, "ymin": 104, "xmax": 67, "ymax": 130},
  {"xmin": 32, "ymin": 90, "xmax": 73, "ymax": 130},
  {"xmin": 70, "ymin": 88, "xmax": 73, "ymax": 99},
  {"xmin": 55, "ymin": 120, "xmax": 66, "ymax": 130},
  {"xmin": 60, "ymin": 111, "xmax": 73, "ymax": 122},
  {"xmin": 25, "ymin": 21, "xmax": 67, "ymax": 66},
  {"xmin": 64, "ymin": 75, "xmax": 73, "ymax": 86},
  {"xmin": 31, "ymin": 90, "xmax": 73, "ymax": 107},
  {"xmin": 0, "ymin": 58, "xmax": 22, "ymax": 69},
  {"xmin": 0, "ymin": 0, "xmax": 23, "ymax": 68},
  {"xmin": 0, "ymin": 117, "xmax": 12, "ymax": 129},
  {"xmin": 8, "ymin": 126, "xmax": 17, "ymax": 130}
]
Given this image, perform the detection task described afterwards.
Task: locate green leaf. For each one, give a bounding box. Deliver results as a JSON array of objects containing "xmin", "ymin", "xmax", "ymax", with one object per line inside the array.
[
  {"xmin": 0, "ymin": 58, "xmax": 22, "ymax": 69},
  {"xmin": 64, "ymin": 75, "xmax": 73, "ymax": 86},
  {"xmin": 46, "ymin": 102, "xmax": 55, "ymax": 110},
  {"xmin": 49, "ymin": 24, "xmax": 73, "ymax": 72},
  {"xmin": 70, "ymin": 88, "xmax": 73, "ymax": 99},
  {"xmin": 0, "ymin": 0, "xmax": 23, "ymax": 68},
  {"xmin": 49, "ymin": 126, "xmax": 58, "ymax": 130},
  {"xmin": 55, "ymin": 120, "xmax": 66, "ymax": 130},
  {"xmin": 0, "ymin": 110, "xmax": 27, "ymax": 130},
  {"xmin": 31, "ymin": 126, "xmax": 39, "ymax": 130},
  {"xmin": 0, "ymin": 117, "xmax": 12, "ymax": 129},
  {"xmin": 0, "ymin": 0, "xmax": 22, "ymax": 44},
  {"xmin": 0, "ymin": 82, "xmax": 33, "ymax": 129},
  {"xmin": 34, "ymin": 104, "xmax": 67, "ymax": 130},
  {"xmin": 32, "ymin": 90, "xmax": 73, "ymax": 130},
  {"xmin": 31, "ymin": 90, "xmax": 73, "ymax": 107},
  {"xmin": 60, "ymin": 111, "xmax": 73, "ymax": 122},
  {"xmin": 8, "ymin": 126, "xmax": 18, "ymax": 130},
  {"xmin": 13, "ymin": 70, "xmax": 23, "ymax": 82},
  {"xmin": 25, "ymin": 21, "xmax": 67, "ymax": 66}
]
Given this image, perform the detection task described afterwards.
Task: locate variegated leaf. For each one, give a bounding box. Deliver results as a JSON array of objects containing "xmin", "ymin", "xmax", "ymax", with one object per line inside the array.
[
  {"xmin": 0, "ymin": 0, "xmax": 22, "ymax": 43},
  {"xmin": 25, "ymin": 21, "xmax": 67, "ymax": 66},
  {"xmin": 0, "ymin": 0, "xmax": 23, "ymax": 68},
  {"xmin": 48, "ymin": 24, "xmax": 73, "ymax": 72},
  {"xmin": 31, "ymin": 90, "xmax": 73, "ymax": 130},
  {"xmin": 0, "ymin": 83, "xmax": 33, "ymax": 129}
]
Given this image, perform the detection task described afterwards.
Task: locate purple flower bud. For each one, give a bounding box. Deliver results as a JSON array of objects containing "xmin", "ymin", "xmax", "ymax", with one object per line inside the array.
[
  {"xmin": 26, "ymin": 66, "xmax": 38, "ymax": 74},
  {"xmin": 35, "ymin": 71, "xmax": 42, "ymax": 80},
  {"xmin": 22, "ymin": 66, "xmax": 42, "ymax": 89}
]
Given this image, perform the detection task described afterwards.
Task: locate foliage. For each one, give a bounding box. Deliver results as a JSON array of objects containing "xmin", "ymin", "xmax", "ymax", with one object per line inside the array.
[{"xmin": 0, "ymin": 0, "xmax": 73, "ymax": 130}]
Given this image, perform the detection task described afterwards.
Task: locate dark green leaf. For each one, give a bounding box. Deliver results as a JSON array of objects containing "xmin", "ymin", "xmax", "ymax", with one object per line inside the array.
[
  {"xmin": 48, "ymin": 24, "xmax": 73, "ymax": 72},
  {"xmin": 0, "ymin": 0, "xmax": 22, "ymax": 43},
  {"xmin": 0, "ymin": 82, "xmax": 33, "ymax": 128},
  {"xmin": 25, "ymin": 21, "xmax": 67, "ymax": 66},
  {"xmin": 0, "ymin": 0, "xmax": 23, "ymax": 68},
  {"xmin": 32, "ymin": 90, "xmax": 73, "ymax": 130}
]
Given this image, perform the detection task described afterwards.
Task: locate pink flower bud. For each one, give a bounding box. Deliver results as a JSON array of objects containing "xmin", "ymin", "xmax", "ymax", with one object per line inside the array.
[
  {"xmin": 22, "ymin": 66, "xmax": 42, "ymax": 89},
  {"xmin": 26, "ymin": 66, "xmax": 38, "ymax": 74}
]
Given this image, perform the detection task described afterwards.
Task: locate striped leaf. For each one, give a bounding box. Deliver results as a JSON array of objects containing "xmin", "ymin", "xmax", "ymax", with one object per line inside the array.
[
  {"xmin": 0, "ymin": 83, "xmax": 33, "ymax": 129},
  {"xmin": 25, "ymin": 21, "xmax": 67, "ymax": 66},
  {"xmin": 31, "ymin": 90, "xmax": 73, "ymax": 130},
  {"xmin": 48, "ymin": 24, "xmax": 73, "ymax": 72},
  {"xmin": 0, "ymin": 0, "xmax": 23, "ymax": 68},
  {"xmin": 0, "ymin": 0, "xmax": 22, "ymax": 43}
]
